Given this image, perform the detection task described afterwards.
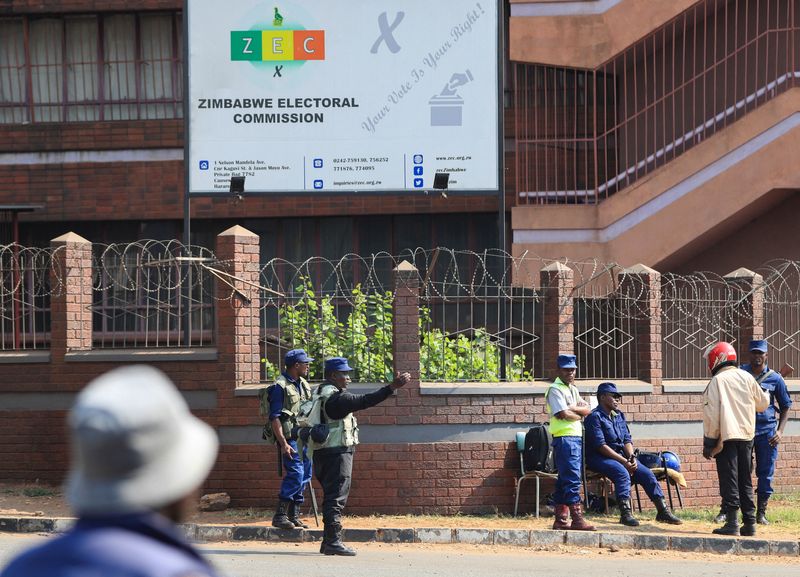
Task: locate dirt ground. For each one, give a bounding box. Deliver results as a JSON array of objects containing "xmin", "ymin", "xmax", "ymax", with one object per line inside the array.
[{"xmin": 2, "ymin": 482, "xmax": 798, "ymax": 541}]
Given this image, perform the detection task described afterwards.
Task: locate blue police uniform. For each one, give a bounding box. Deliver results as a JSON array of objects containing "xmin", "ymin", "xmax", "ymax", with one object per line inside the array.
[
  {"xmin": 545, "ymin": 355, "xmax": 584, "ymax": 506},
  {"xmin": 584, "ymin": 406, "xmax": 664, "ymax": 502},
  {"xmin": 546, "ymin": 355, "xmax": 597, "ymax": 530},
  {"xmin": 0, "ymin": 512, "xmax": 219, "ymax": 577},
  {"xmin": 740, "ymin": 361, "xmax": 793, "ymax": 497},
  {"xmin": 268, "ymin": 371, "xmax": 313, "ymax": 503}
]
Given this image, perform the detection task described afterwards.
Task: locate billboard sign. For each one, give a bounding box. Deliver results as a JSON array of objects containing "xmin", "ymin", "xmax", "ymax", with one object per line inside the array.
[{"xmin": 186, "ymin": 0, "xmax": 500, "ymax": 194}]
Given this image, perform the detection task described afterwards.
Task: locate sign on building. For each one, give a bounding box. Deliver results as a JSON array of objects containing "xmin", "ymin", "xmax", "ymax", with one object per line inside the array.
[{"xmin": 186, "ymin": 0, "xmax": 500, "ymax": 195}]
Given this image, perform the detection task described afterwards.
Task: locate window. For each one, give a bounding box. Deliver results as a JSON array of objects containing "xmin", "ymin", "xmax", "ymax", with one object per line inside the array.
[{"xmin": 0, "ymin": 12, "xmax": 182, "ymax": 124}]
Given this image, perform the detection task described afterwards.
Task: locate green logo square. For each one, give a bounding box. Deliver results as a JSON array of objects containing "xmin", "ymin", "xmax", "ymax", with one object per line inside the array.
[{"xmin": 231, "ymin": 31, "xmax": 262, "ymax": 61}]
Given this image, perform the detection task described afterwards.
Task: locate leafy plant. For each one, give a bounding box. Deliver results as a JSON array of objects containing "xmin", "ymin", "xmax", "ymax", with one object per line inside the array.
[
  {"xmin": 264, "ymin": 280, "xmax": 530, "ymax": 382},
  {"xmin": 278, "ymin": 277, "xmax": 343, "ymax": 378}
]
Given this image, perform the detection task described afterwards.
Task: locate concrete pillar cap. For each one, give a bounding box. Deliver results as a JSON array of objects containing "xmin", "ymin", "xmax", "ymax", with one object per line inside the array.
[
  {"xmin": 51, "ymin": 232, "xmax": 90, "ymax": 244},
  {"xmin": 620, "ymin": 263, "xmax": 658, "ymax": 275},
  {"xmin": 395, "ymin": 260, "xmax": 418, "ymax": 273},
  {"xmin": 540, "ymin": 261, "xmax": 571, "ymax": 273},
  {"xmin": 218, "ymin": 225, "xmax": 257, "ymax": 238},
  {"xmin": 724, "ymin": 267, "xmax": 759, "ymax": 279}
]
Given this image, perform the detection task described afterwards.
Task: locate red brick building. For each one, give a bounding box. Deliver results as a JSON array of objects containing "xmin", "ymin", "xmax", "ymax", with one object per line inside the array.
[{"xmin": 0, "ymin": 0, "xmax": 798, "ymax": 515}]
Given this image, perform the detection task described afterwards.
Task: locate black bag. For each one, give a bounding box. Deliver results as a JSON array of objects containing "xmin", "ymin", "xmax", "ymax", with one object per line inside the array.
[{"xmin": 522, "ymin": 423, "xmax": 556, "ymax": 473}]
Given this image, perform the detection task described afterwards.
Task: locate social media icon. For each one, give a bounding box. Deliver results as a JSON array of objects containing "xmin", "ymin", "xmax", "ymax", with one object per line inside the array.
[
  {"xmin": 413, "ymin": 154, "xmax": 423, "ymax": 164},
  {"xmin": 313, "ymin": 179, "xmax": 324, "ymax": 189},
  {"xmin": 313, "ymin": 158, "xmax": 323, "ymax": 168},
  {"xmin": 199, "ymin": 160, "xmax": 209, "ymax": 170},
  {"xmin": 413, "ymin": 178, "xmax": 424, "ymax": 188},
  {"xmin": 413, "ymin": 166, "xmax": 423, "ymax": 176}
]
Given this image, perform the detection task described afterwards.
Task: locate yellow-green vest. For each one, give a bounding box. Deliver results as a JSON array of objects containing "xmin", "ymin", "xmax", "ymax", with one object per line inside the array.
[
  {"xmin": 315, "ymin": 383, "xmax": 359, "ymax": 449},
  {"xmin": 546, "ymin": 377, "xmax": 583, "ymax": 437}
]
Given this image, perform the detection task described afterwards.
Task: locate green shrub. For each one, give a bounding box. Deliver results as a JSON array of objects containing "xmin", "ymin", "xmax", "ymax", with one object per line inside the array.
[{"xmin": 264, "ymin": 278, "xmax": 530, "ymax": 382}]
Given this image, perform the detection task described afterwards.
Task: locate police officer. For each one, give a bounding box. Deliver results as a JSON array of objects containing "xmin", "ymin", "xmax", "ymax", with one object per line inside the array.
[
  {"xmin": 313, "ymin": 357, "xmax": 410, "ymax": 556},
  {"xmin": 268, "ymin": 348, "xmax": 314, "ymax": 530},
  {"xmin": 737, "ymin": 339, "xmax": 791, "ymax": 525},
  {"xmin": 584, "ymin": 382, "xmax": 682, "ymax": 526},
  {"xmin": 0, "ymin": 366, "xmax": 221, "ymax": 577},
  {"xmin": 546, "ymin": 354, "xmax": 594, "ymax": 531}
]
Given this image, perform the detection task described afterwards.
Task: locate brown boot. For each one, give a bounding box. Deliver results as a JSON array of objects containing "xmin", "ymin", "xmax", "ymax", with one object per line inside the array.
[
  {"xmin": 568, "ymin": 503, "xmax": 596, "ymax": 531},
  {"xmin": 552, "ymin": 504, "xmax": 570, "ymax": 530}
]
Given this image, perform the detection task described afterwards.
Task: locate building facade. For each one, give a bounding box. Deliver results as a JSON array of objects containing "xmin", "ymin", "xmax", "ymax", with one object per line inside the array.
[
  {"xmin": 0, "ymin": 0, "xmax": 798, "ymax": 515},
  {"xmin": 510, "ymin": 0, "xmax": 800, "ymax": 273}
]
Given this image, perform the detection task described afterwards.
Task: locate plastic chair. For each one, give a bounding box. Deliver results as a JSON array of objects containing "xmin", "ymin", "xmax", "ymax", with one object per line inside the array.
[{"xmin": 513, "ymin": 431, "xmax": 558, "ymax": 518}]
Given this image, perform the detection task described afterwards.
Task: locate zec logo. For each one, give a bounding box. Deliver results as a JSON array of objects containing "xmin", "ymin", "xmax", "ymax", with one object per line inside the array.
[{"xmin": 231, "ymin": 6, "xmax": 325, "ymax": 62}]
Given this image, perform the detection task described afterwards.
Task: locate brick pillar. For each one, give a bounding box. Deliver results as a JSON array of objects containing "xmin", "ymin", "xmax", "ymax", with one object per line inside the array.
[
  {"xmin": 215, "ymin": 225, "xmax": 260, "ymax": 386},
  {"xmin": 393, "ymin": 261, "xmax": 420, "ymax": 390},
  {"xmin": 724, "ymin": 267, "xmax": 765, "ymax": 356},
  {"xmin": 50, "ymin": 232, "xmax": 93, "ymax": 361},
  {"xmin": 540, "ymin": 262, "xmax": 574, "ymax": 377},
  {"xmin": 618, "ymin": 264, "xmax": 662, "ymax": 386}
]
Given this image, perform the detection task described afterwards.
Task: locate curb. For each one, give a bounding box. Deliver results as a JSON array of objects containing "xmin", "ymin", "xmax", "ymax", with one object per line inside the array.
[{"xmin": 1, "ymin": 517, "xmax": 798, "ymax": 557}]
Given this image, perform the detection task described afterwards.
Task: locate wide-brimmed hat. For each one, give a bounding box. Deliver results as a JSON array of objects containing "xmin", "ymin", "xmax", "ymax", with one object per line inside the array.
[{"xmin": 66, "ymin": 365, "xmax": 219, "ymax": 515}]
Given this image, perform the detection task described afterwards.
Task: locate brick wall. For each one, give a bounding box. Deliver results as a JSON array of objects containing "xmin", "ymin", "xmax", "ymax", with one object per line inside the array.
[
  {"xmin": 0, "ymin": 229, "xmax": 798, "ymax": 516},
  {"xmin": 0, "ymin": 0, "xmax": 182, "ymax": 14},
  {"xmin": 0, "ymin": 118, "xmax": 516, "ymax": 224}
]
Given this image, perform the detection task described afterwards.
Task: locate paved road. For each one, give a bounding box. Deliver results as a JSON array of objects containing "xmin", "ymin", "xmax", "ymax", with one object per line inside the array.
[{"xmin": 1, "ymin": 535, "xmax": 798, "ymax": 577}]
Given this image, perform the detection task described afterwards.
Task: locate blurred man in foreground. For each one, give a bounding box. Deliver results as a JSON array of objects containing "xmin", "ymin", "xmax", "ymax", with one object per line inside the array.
[{"xmin": 0, "ymin": 365, "xmax": 222, "ymax": 577}]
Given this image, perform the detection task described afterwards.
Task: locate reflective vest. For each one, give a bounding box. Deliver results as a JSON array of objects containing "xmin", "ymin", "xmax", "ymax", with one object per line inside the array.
[
  {"xmin": 315, "ymin": 383, "xmax": 359, "ymax": 449},
  {"xmin": 546, "ymin": 378, "xmax": 583, "ymax": 437}
]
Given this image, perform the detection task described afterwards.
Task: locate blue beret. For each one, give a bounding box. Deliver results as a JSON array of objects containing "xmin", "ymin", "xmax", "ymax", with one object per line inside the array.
[
  {"xmin": 749, "ymin": 339, "xmax": 768, "ymax": 353},
  {"xmin": 557, "ymin": 354, "xmax": 577, "ymax": 369},
  {"xmin": 597, "ymin": 382, "xmax": 621, "ymax": 397},
  {"xmin": 285, "ymin": 348, "xmax": 314, "ymax": 366},
  {"xmin": 324, "ymin": 357, "xmax": 354, "ymax": 373}
]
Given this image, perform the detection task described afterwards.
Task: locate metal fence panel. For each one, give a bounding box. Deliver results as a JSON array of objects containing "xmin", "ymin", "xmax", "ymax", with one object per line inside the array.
[
  {"xmin": 514, "ymin": 0, "xmax": 799, "ymax": 204},
  {"xmin": 92, "ymin": 241, "xmax": 214, "ymax": 348},
  {"xmin": 0, "ymin": 244, "xmax": 53, "ymax": 350}
]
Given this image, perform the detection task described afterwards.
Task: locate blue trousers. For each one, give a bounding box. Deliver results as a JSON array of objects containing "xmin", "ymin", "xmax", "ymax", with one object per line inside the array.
[
  {"xmin": 754, "ymin": 431, "xmax": 778, "ymax": 497},
  {"xmin": 586, "ymin": 455, "xmax": 664, "ymax": 501},
  {"xmin": 553, "ymin": 436, "xmax": 583, "ymax": 505},
  {"xmin": 279, "ymin": 440, "xmax": 312, "ymax": 503}
]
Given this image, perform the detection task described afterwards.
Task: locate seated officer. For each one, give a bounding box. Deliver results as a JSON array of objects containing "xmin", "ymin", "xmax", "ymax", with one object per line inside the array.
[{"xmin": 584, "ymin": 382, "xmax": 682, "ymax": 526}]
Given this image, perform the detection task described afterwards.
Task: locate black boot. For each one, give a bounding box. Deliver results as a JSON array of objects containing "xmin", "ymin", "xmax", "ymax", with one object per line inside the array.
[
  {"xmin": 654, "ymin": 497, "xmax": 682, "ymax": 525},
  {"xmin": 741, "ymin": 505, "xmax": 757, "ymax": 536},
  {"xmin": 271, "ymin": 499, "xmax": 295, "ymax": 530},
  {"xmin": 713, "ymin": 506, "xmax": 726, "ymax": 524},
  {"xmin": 319, "ymin": 523, "xmax": 333, "ymax": 554},
  {"xmin": 712, "ymin": 508, "xmax": 740, "ymax": 536},
  {"xmin": 287, "ymin": 501, "xmax": 308, "ymax": 529},
  {"xmin": 756, "ymin": 495, "xmax": 770, "ymax": 526},
  {"xmin": 618, "ymin": 499, "xmax": 639, "ymax": 527},
  {"xmin": 322, "ymin": 523, "xmax": 357, "ymax": 556},
  {"xmin": 740, "ymin": 522, "xmax": 757, "ymax": 537}
]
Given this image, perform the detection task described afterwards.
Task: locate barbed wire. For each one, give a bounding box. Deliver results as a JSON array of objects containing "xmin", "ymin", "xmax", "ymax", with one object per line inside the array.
[
  {"xmin": 3, "ymin": 242, "xmax": 800, "ymax": 328},
  {"xmin": 92, "ymin": 240, "xmax": 217, "ymax": 295},
  {"xmin": 0, "ymin": 244, "xmax": 62, "ymax": 299}
]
